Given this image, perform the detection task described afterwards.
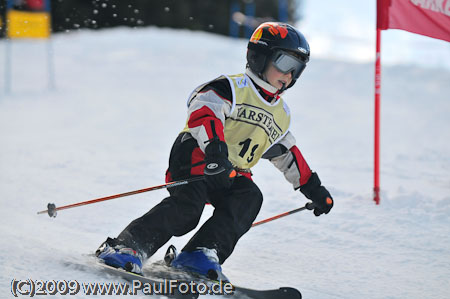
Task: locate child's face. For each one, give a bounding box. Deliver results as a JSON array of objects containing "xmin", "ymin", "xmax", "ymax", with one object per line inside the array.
[{"xmin": 264, "ymin": 61, "xmax": 293, "ymax": 90}]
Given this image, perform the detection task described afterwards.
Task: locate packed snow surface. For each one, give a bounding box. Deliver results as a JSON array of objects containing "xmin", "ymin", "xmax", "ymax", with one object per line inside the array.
[{"xmin": 1, "ymin": 27, "xmax": 449, "ymax": 298}]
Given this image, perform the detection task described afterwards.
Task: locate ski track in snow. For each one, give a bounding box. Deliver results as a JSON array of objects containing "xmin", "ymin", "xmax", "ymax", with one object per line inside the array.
[{"xmin": 1, "ymin": 27, "xmax": 449, "ymax": 299}]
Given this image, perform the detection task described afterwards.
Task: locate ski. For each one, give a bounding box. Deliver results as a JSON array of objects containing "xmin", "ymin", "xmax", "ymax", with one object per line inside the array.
[
  {"xmin": 99, "ymin": 262, "xmax": 198, "ymax": 298},
  {"xmin": 233, "ymin": 286, "xmax": 301, "ymax": 299},
  {"xmin": 98, "ymin": 261, "xmax": 302, "ymax": 298}
]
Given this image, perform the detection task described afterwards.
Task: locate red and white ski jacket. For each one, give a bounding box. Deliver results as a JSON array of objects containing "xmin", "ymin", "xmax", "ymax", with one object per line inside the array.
[{"xmin": 181, "ymin": 68, "xmax": 312, "ymax": 190}]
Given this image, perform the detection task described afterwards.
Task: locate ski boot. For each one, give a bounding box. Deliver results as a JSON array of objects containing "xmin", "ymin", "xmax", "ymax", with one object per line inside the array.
[
  {"xmin": 96, "ymin": 239, "xmax": 143, "ymax": 274},
  {"xmin": 166, "ymin": 245, "xmax": 226, "ymax": 281}
]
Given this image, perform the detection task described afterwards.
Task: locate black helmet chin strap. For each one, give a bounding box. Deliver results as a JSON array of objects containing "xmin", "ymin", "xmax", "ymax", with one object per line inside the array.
[
  {"xmin": 278, "ymin": 82, "xmax": 287, "ymax": 94},
  {"xmin": 269, "ymin": 83, "xmax": 286, "ymax": 103},
  {"xmin": 259, "ymin": 72, "xmax": 287, "ymax": 101}
]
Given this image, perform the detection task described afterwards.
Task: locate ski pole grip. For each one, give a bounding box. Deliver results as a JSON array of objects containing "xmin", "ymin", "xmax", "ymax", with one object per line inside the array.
[{"xmin": 305, "ymin": 202, "xmax": 315, "ymax": 210}]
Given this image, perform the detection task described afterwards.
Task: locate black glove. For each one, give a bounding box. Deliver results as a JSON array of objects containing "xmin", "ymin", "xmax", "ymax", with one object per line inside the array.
[
  {"xmin": 300, "ymin": 172, "xmax": 333, "ymax": 216},
  {"xmin": 204, "ymin": 139, "xmax": 236, "ymax": 190}
]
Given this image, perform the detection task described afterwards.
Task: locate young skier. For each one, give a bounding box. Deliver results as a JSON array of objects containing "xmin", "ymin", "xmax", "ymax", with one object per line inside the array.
[{"xmin": 96, "ymin": 22, "xmax": 334, "ymax": 279}]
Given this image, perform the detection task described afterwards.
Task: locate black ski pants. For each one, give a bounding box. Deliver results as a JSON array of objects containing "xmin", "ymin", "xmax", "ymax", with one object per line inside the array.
[{"xmin": 112, "ymin": 133, "xmax": 263, "ymax": 264}]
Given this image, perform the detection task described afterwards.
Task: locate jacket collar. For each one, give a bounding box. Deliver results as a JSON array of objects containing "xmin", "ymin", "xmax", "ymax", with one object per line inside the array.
[
  {"xmin": 245, "ymin": 68, "xmax": 278, "ymax": 94},
  {"xmin": 245, "ymin": 68, "xmax": 283, "ymax": 104}
]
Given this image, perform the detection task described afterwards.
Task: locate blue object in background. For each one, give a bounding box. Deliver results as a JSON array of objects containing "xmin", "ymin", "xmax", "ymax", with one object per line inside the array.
[
  {"xmin": 278, "ymin": 0, "xmax": 289, "ymax": 22},
  {"xmin": 244, "ymin": 1, "xmax": 255, "ymax": 38},
  {"xmin": 229, "ymin": 0, "xmax": 240, "ymax": 38}
]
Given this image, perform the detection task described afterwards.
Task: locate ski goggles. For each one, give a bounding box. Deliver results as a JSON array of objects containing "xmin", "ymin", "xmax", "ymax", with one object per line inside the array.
[{"xmin": 271, "ymin": 50, "xmax": 307, "ymax": 79}]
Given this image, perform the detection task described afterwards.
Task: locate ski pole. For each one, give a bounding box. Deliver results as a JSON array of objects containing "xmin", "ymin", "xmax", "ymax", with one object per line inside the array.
[
  {"xmin": 37, "ymin": 176, "xmax": 206, "ymax": 218},
  {"xmin": 251, "ymin": 202, "xmax": 315, "ymax": 227}
]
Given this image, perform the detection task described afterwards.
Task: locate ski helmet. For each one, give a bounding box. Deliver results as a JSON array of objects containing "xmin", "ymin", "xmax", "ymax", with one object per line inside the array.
[{"xmin": 247, "ymin": 22, "xmax": 310, "ymax": 88}]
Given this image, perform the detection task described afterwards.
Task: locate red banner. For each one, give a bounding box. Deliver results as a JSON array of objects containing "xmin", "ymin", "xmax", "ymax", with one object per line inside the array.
[
  {"xmin": 377, "ymin": 0, "xmax": 450, "ymax": 42},
  {"xmin": 26, "ymin": 0, "xmax": 45, "ymax": 11}
]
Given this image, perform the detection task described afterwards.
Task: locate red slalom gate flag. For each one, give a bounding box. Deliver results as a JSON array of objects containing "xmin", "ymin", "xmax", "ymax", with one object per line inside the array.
[
  {"xmin": 377, "ymin": 0, "xmax": 450, "ymax": 42},
  {"xmin": 373, "ymin": 0, "xmax": 449, "ymax": 205}
]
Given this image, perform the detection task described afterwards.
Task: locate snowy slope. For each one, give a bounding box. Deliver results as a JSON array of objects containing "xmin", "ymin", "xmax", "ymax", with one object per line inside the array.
[{"xmin": 0, "ymin": 27, "xmax": 449, "ymax": 299}]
